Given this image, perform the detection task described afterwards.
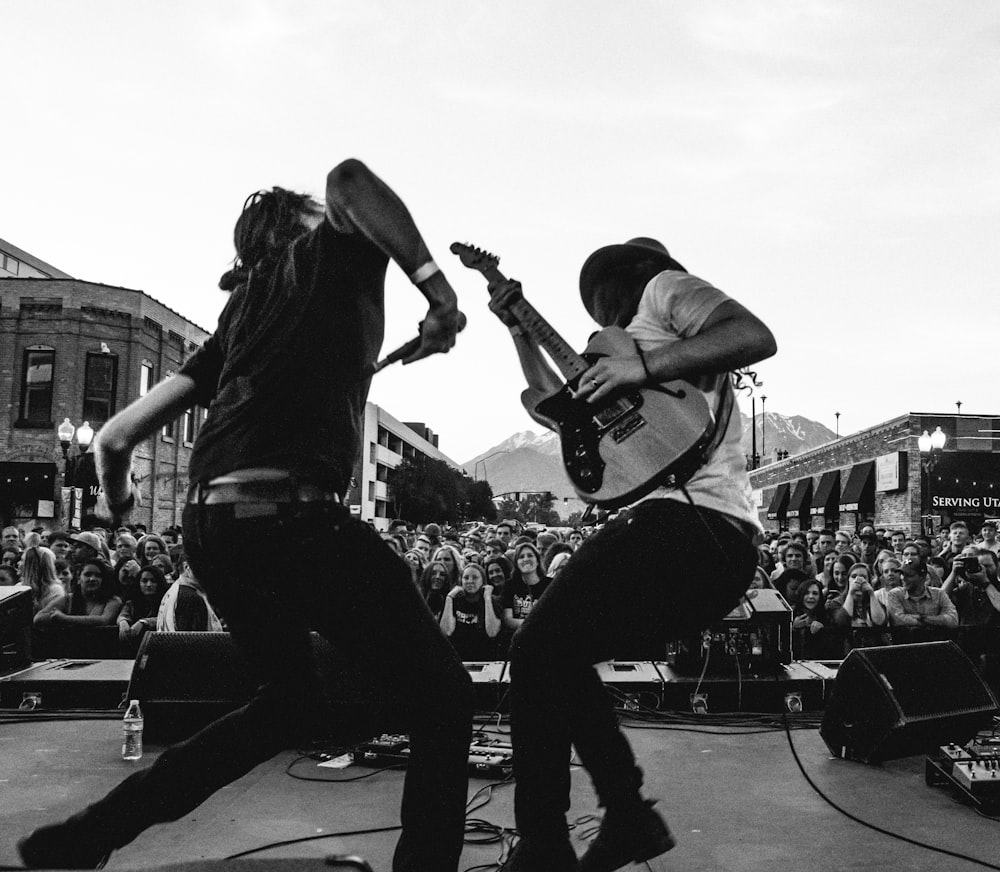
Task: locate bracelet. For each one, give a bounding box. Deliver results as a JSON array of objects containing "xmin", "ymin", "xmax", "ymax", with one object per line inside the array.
[
  {"xmin": 636, "ymin": 346, "xmax": 653, "ymax": 382},
  {"xmin": 409, "ymin": 260, "xmax": 440, "ymax": 285}
]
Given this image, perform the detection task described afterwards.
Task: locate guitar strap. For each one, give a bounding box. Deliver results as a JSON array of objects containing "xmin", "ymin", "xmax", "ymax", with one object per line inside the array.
[{"xmin": 701, "ymin": 371, "xmax": 736, "ymax": 462}]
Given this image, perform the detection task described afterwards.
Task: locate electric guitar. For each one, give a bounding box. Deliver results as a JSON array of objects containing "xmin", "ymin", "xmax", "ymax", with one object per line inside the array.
[{"xmin": 450, "ymin": 242, "xmax": 718, "ymax": 508}]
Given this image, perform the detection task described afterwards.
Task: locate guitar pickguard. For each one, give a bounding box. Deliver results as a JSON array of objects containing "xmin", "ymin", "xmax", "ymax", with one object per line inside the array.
[{"xmin": 534, "ymin": 387, "xmax": 607, "ymax": 493}]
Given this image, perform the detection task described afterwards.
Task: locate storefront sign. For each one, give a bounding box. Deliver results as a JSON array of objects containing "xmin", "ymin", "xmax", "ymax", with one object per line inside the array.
[
  {"xmin": 876, "ymin": 451, "xmax": 906, "ymax": 492},
  {"xmin": 932, "ymin": 494, "xmax": 1000, "ymax": 511}
]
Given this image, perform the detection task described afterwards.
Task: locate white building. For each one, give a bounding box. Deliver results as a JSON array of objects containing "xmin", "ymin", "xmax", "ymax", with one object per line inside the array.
[{"xmin": 351, "ymin": 403, "xmax": 460, "ymax": 530}]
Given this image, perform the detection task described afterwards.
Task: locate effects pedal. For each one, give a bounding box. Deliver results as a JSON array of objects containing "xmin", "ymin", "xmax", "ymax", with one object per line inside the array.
[{"xmin": 927, "ymin": 740, "xmax": 1000, "ymax": 812}]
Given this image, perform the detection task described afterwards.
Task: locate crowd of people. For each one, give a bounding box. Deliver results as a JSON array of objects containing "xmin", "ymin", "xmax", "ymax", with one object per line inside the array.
[
  {"xmin": 1, "ymin": 521, "xmax": 222, "ymax": 659},
  {"xmin": 759, "ymin": 520, "xmax": 1000, "ymax": 665},
  {"xmin": 4, "ymin": 516, "xmax": 999, "ymax": 669}
]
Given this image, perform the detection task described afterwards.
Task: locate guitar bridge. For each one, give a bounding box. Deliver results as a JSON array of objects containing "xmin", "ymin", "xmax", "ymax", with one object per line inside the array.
[{"xmin": 610, "ymin": 413, "xmax": 646, "ymax": 444}]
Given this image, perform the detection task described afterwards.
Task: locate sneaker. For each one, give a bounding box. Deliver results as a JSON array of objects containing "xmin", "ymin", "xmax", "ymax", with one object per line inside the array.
[
  {"xmin": 501, "ymin": 836, "xmax": 579, "ymax": 871},
  {"xmin": 578, "ymin": 798, "xmax": 675, "ymax": 872},
  {"xmin": 18, "ymin": 821, "xmax": 112, "ymax": 869}
]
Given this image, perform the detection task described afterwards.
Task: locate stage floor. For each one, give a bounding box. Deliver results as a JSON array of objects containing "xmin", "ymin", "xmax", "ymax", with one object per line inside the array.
[{"xmin": 1, "ymin": 714, "xmax": 996, "ymax": 872}]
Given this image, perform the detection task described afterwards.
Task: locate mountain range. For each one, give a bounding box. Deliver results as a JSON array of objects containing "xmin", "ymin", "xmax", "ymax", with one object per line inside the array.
[{"xmin": 461, "ymin": 412, "xmax": 837, "ymax": 518}]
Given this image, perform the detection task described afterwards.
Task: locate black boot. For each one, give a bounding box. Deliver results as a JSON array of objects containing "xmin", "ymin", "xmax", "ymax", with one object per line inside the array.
[
  {"xmin": 501, "ymin": 836, "xmax": 579, "ymax": 872},
  {"xmin": 18, "ymin": 819, "xmax": 112, "ymax": 869},
  {"xmin": 578, "ymin": 798, "xmax": 675, "ymax": 872}
]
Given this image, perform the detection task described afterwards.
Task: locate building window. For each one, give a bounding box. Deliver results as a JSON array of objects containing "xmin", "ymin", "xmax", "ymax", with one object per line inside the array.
[
  {"xmin": 2, "ymin": 254, "xmax": 20, "ymax": 275},
  {"xmin": 162, "ymin": 371, "xmax": 176, "ymax": 440},
  {"xmin": 139, "ymin": 361, "xmax": 154, "ymax": 396},
  {"xmin": 19, "ymin": 346, "xmax": 54, "ymax": 425},
  {"xmin": 368, "ymin": 481, "xmax": 375, "ymax": 503},
  {"xmin": 183, "ymin": 409, "xmax": 196, "ymax": 444},
  {"xmin": 82, "ymin": 352, "xmax": 118, "ymax": 424}
]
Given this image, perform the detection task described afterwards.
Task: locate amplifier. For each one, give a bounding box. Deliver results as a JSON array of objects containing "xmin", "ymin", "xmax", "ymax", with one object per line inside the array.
[
  {"xmin": 594, "ymin": 661, "xmax": 664, "ymax": 711},
  {"xmin": 0, "ymin": 586, "xmax": 32, "ymax": 676},
  {"xmin": 463, "ymin": 661, "xmax": 508, "ymax": 713},
  {"xmin": 670, "ymin": 588, "xmax": 792, "ymax": 675},
  {"xmin": 0, "ymin": 659, "xmax": 133, "ymax": 709}
]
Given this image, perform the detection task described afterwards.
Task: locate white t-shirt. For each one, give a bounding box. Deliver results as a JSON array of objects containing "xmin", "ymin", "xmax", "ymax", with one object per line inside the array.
[{"xmin": 626, "ymin": 270, "xmax": 761, "ymax": 531}]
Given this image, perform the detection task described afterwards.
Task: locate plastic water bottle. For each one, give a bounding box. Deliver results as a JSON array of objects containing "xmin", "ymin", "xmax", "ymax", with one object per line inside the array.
[{"xmin": 122, "ymin": 699, "xmax": 144, "ymax": 761}]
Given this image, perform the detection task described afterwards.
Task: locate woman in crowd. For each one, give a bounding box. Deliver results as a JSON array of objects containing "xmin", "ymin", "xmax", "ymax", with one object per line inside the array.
[
  {"xmin": 433, "ymin": 545, "xmax": 464, "ymax": 586},
  {"xmin": 54, "ymin": 559, "xmax": 74, "ymax": 590},
  {"xmin": 825, "ymin": 553, "xmax": 857, "ymax": 607},
  {"xmin": 816, "ymin": 551, "xmax": 837, "ymax": 592},
  {"xmin": 35, "ymin": 559, "xmax": 123, "ymax": 628},
  {"xmin": 542, "ymin": 542, "xmax": 573, "ymax": 575},
  {"xmin": 1, "ymin": 548, "xmax": 20, "ymax": 571},
  {"xmin": 501, "ymin": 542, "xmax": 551, "ymax": 634},
  {"xmin": 791, "ymin": 579, "xmax": 827, "ymax": 654},
  {"xmin": 136, "ymin": 534, "xmax": 168, "ymax": 568},
  {"xmin": 118, "ymin": 564, "xmax": 169, "ymax": 644},
  {"xmin": 439, "ymin": 563, "xmax": 501, "ymax": 661},
  {"xmin": 402, "ymin": 549, "xmax": 426, "ymax": 587},
  {"xmin": 420, "ymin": 560, "xmax": 451, "ymax": 620},
  {"xmin": 20, "ymin": 546, "xmax": 65, "ymax": 617},
  {"xmin": 547, "ymin": 551, "xmax": 572, "ymax": 578},
  {"xmin": 829, "ymin": 562, "xmax": 886, "ymax": 628}
]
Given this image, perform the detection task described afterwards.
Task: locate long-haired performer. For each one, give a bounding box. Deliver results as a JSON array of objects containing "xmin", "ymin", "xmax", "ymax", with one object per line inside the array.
[
  {"xmin": 19, "ymin": 160, "xmax": 474, "ymax": 872},
  {"xmin": 486, "ymin": 238, "xmax": 776, "ymax": 871}
]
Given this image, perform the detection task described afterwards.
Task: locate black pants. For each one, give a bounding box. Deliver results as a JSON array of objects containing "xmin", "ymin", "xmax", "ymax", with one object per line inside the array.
[
  {"xmin": 508, "ymin": 499, "xmax": 757, "ymax": 841},
  {"xmin": 75, "ymin": 502, "xmax": 474, "ymax": 872}
]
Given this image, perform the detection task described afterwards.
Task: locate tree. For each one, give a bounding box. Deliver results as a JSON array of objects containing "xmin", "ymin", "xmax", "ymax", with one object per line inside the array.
[
  {"xmin": 465, "ymin": 479, "xmax": 497, "ymax": 523},
  {"xmin": 388, "ymin": 456, "xmax": 497, "ymax": 525}
]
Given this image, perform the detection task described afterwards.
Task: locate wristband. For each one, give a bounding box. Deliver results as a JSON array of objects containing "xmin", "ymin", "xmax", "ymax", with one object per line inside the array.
[{"xmin": 409, "ymin": 260, "xmax": 440, "ymax": 285}]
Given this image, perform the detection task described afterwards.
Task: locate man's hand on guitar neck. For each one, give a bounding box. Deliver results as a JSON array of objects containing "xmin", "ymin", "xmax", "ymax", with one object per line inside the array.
[
  {"xmin": 575, "ymin": 353, "xmax": 648, "ymax": 405},
  {"xmin": 487, "ymin": 278, "xmax": 524, "ymax": 327}
]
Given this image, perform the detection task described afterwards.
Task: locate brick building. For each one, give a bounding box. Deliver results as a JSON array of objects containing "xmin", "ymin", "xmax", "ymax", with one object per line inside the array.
[
  {"xmin": 1, "ymin": 239, "xmax": 210, "ymax": 532},
  {"xmin": 749, "ymin": 412, "xmax": 1000, "ymax": 537}
]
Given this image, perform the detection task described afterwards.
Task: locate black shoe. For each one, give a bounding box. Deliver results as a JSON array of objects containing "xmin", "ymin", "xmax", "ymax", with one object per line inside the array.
[
  {"xmin": 501, "ymin": 836, "xmax": 579, "ymax": 872},
  {"xmin": 18, "ymin": 821, "xmax": 112, "ymax": 869},
  {"xmin": 578, "ymin": 798, "xmax": 675, "ymax": 872}
]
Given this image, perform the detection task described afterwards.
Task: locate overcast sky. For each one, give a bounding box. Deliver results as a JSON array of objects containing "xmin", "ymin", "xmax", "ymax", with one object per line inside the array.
[{"xmin": 4, "ymin": 1, "xmax": 998, "ymax": 463}]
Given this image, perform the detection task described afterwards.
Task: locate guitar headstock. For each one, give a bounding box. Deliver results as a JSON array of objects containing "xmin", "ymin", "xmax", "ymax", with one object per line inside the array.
[{"xmin": 450, "ymin": 242, "xmax": 499, "ymax": 274}]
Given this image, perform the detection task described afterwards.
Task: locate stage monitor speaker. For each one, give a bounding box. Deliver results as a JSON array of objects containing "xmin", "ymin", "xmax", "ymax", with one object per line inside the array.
[
  {"xmin": 820, "ymin": 641, "xmax": 999, "ymax": 763},
  {"xmin": 128, "ymin": 632, "xmax": 393, "ymax": 744}
]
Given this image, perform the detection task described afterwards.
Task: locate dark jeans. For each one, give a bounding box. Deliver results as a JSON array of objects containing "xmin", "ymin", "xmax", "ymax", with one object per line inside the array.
[
  {"xmin": 508, "ymin": 499, "xmax": 757, "ymax": 841},
  {"xmin": 73, "ymin": 502, "xmax": 474, "ymax": 872}
]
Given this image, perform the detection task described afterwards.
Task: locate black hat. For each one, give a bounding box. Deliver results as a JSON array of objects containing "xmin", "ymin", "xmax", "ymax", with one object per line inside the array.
[{"xmin": 579, "ymin": 237, "xmax": 685, "ymax": 320}]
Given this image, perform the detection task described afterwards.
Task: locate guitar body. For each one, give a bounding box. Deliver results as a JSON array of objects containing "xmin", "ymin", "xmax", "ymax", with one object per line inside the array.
[
  {"xmin": 524, "ymin": 327, "xmax": 716, "ymax": 508},
  {"xmin": 448, "ymin": 242, "xmax": 721, "ymax": 508}
]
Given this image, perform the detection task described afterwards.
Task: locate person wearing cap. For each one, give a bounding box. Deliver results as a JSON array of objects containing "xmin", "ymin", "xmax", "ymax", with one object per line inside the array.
[
  {"xmin": 69, "ymin": 531, "xmax": 104, "ymax": 569},
  {"xmin": 486, "ymin": 236, "xmax": 776, "ymax": 872},
  {"xmin": 18, "ymin": 160, "xmax": 472, "ymax": 872}
]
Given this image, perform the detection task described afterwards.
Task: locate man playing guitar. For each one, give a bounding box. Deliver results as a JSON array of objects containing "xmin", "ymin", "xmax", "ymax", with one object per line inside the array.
[{"xmin": 485, "ymin": 237, "xmax": 777, "ymax": 872}]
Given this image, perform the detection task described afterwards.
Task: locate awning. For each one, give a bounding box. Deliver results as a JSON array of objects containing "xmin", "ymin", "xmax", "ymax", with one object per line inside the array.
[
  {"xmin": 0, "ymin": 462, "xmax": 57, "ymax": 499},
  {"xmin": 766, "ymin": 483, "xmax": 790, "ymax": 520},
  {"xmin": 810, "ymin": 470, "xmax": 841, "ymax": 516},
  {"xmin": 787, "ymin": 478, "xmax": 814, "ymax": 515},
  {"xmin": 839, "ymin": 461, "xmax": 875, "ymax": 512}
]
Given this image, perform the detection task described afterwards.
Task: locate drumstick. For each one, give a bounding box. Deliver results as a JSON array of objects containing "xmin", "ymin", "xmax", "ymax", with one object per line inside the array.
[{"xmin": 366, "ymin": 311, "xmax": 467, "ymax": 377}]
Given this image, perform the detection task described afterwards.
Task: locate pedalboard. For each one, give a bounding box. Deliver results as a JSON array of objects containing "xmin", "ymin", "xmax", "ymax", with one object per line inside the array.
[
  {"xmin": 926, "ymin": 738, "xmax": 1000, "ymax": 812},
  {"xmin": 349, "ymin": 734, "xmax": 513, "ymax": 779}
]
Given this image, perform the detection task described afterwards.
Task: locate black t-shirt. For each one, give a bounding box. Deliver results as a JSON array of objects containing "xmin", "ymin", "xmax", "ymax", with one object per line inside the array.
[
  {"xmin": 501, "ymin": 575, "xmax": 551, "ymax": 621},
  {"xmin": 449, "ymin": 593, "xmax": 496, "ymax": 661},
  {"xmin": 181, "ymin": 221, "xmax": 389, "ymax": 491}
]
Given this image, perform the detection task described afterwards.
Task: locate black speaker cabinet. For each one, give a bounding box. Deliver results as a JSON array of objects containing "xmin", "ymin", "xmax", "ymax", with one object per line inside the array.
[
  {"xmin": 128, "ymin": 632, "xmax": 396, "ymax": 744},
  {"xmin": 820, "ymin": 641, "xmax": 999, "ymax": 763}
]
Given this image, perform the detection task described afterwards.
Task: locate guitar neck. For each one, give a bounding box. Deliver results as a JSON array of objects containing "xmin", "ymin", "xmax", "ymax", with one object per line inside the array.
[{"xmin": 477, "ymin": 263, "xmax": 590, "ymax": 382}]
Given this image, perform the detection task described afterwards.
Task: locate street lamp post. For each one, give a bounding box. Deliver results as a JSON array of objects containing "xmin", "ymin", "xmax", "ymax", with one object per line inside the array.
[
  {"xmin": 918, "ymin": 426, "xmax": 947, "ymax": 536},
  {"xmin": 57, "ymin": 418, "xmax": 94, "ymax": 521},
  {"xmin": 760, "ymin": 395, "xmax": 767, "ymax": 461},
  {"xmin": 835, "ymin": 412, "xmax": 840, "ymax": 438}
]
